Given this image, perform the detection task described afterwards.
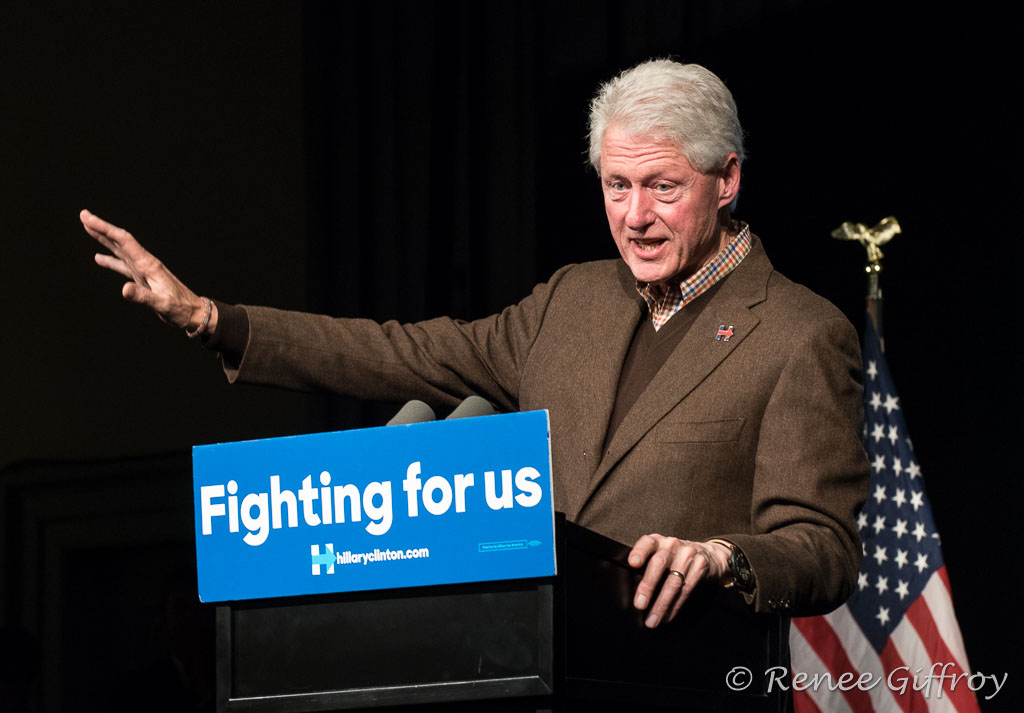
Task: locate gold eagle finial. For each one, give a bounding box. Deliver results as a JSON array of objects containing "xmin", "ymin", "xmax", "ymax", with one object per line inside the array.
[{"xmin": 831, "ymin": 216, "xmax": 901, "ymax": 264}]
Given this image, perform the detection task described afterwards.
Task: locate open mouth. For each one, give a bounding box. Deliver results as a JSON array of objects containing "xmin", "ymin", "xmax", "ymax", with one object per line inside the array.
[{"xmin": 631, "ymin": 238, "xmax": 667, "ymax": 254}]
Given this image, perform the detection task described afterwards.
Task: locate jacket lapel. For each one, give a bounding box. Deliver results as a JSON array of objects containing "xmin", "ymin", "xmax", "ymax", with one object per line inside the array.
[
  {"xmin": 572, "ymin": 238, "xmax": 773, "ymax": 518},
  {"xmin": 555, "ymin": 262, "xmax": 645, "ymax": 513}
]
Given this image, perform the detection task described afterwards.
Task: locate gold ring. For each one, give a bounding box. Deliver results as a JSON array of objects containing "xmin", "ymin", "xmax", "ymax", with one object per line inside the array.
[{"xmin": 669, "ymin": 569, "xmax": 685, "ymax": 581}]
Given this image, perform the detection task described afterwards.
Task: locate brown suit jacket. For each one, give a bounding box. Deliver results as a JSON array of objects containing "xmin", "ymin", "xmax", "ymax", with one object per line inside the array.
[{"xmin": 226, "ymin": 237, "xmax": 869, "ymax": 616}]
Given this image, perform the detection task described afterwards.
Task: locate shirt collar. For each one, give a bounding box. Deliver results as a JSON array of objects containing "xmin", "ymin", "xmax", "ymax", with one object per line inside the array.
[{"xmin": 635, "ymin": 223, "xmax": 752, "ymax": 330}]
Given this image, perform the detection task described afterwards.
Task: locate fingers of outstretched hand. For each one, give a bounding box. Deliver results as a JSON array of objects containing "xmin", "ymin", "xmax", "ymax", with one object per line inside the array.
[
  {"xmin": 94, "ymin": 253, "xmax": 135, "ymax": 280},
  {"xmin": 83, "ymin": 211, "xmax": 165, "ymax": 290},
  {"xmin": 82, "ymin": 222, "xmax": 119, "ymax": 258},
  {"xmin": 81, "ymin": 209, "xmax": 126, "ymax": 245},
  {"xmin": 81, "ymin": 209, "xmax": 129, "ymax": 238},
  {"xmin": 81, "ymin": 209, "xmax": 149, "ymax": 263}
]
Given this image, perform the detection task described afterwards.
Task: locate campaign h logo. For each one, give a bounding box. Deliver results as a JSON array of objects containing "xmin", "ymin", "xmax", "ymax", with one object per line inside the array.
[{"xmin": 311, "ymin": 544, "xmax": 335, "ymax": 575}]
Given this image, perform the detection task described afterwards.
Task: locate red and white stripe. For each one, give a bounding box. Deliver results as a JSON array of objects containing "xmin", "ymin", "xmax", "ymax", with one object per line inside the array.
[{"xmin": 791, "ymin": 566, "xmax": 980, "ymax": 713}]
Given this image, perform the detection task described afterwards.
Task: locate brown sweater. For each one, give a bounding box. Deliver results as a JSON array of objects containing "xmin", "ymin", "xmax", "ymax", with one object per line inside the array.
[{"xmin": 605, "ymin": 282, "xmax": 722, "ymax": 448}]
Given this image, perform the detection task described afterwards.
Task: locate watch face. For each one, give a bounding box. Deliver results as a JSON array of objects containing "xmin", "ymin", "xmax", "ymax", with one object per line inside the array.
[{"xmin": 730, "ymin": 548, "xmax": 753, "ymax": 589}]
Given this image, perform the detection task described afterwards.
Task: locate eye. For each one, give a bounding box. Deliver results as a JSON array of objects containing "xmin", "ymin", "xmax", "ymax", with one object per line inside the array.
[
  {"xmin": 648, "ymin": 181, "xmax": 680, "ymax": 201},
  {"xmin": 609, "ymin": 180, "xmax": 626, "ymax": 191}
]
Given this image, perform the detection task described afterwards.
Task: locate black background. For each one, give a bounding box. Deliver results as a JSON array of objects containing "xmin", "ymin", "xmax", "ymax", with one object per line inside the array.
[{"xmin": 1, "ymin": 1, "xmax": 1018, "ymax": 711}]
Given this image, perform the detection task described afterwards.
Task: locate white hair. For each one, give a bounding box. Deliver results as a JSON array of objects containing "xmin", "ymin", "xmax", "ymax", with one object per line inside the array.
[{"xmin": 588, "ymin": 59, "xmax": 745, "ymax": 174}]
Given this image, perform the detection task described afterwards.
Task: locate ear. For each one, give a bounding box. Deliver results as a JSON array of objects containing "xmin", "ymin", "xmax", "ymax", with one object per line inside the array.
[{"xmin": 717, "ymin": 153, "xmax": 741, "ymax": 209}]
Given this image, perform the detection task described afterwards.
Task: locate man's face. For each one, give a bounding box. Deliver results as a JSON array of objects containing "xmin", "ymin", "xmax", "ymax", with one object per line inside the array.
[{"xmin": 600, "ymin": 126, "xmax": 737, "ymax": 287}]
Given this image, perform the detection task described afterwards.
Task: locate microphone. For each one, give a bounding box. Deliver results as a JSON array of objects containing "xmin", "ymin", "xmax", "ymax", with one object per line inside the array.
[
  {"xmin": 386, "ymin": 400, "xmax": 437, "ymax": 426},
  {"xmin": 445, "ymin": 395, "xmax": 496, "ymax": 420}
]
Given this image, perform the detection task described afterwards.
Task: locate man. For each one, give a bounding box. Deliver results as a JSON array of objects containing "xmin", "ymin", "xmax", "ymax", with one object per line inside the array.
[{"xmin": 82, "ymin": 59, "xmax": 869, "ymax": 629}]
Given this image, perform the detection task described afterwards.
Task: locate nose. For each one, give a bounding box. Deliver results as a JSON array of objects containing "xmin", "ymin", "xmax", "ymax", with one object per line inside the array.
[{"xmin": 625, "ymin": 188, "xmax": 654, "ymax": 231}]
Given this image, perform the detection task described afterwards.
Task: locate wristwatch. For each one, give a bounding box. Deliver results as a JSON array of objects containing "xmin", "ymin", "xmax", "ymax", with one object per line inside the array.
[{"xmin": 712, "ymin": 540, "xmax": 754, "ymax": 593}]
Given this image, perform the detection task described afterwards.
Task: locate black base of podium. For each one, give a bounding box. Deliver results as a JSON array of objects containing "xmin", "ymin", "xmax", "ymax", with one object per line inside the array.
[{"xmin": 217, "ymin": 516, "xmax": 787, "ymax": 712}]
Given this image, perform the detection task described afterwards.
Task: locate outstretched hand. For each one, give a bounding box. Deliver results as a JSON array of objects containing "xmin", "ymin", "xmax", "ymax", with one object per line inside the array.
[
  {"xmin": 628, "ymin": 534, "xmax": 731, "ymax": 628},
  {"xmin": 81, "ymin": 209, "xmax": 214, "ymax": 333}
]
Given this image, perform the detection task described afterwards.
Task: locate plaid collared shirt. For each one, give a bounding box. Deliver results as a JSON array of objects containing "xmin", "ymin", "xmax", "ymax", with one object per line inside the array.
[{"xmin": 636, "ymin": 223, "xmax": 752, "ymax": 331}]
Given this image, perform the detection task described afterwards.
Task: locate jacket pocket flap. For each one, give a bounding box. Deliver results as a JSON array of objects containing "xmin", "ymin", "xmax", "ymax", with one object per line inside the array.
[{"xmin": 652, "ymin": 417, "xmax": 745, "ymax": 443}]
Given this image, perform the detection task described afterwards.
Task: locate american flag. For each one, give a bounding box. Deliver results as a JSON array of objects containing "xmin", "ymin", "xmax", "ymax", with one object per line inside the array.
[{"xmin": 789, "ymin": 318, "xmax": 981, "ymax": 713}]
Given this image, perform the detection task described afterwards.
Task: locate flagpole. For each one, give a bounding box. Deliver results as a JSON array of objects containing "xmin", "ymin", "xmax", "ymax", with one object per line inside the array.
[
  {"xmin": 866, "ymin": 262, "xmax": 883, "ymax": 350},
  {"xmin": 831, "ymin": 216, "xmax": 902, "ymax": 352}
]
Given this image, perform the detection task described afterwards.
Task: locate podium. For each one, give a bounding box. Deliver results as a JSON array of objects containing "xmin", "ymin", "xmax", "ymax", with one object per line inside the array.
[{"xmin": 216, "ymin": 515, "xmax": 787, "ymax": 712}]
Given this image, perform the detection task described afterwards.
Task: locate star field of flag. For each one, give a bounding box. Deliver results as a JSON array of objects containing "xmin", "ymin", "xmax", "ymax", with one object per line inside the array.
[{"xmin": 850, "ymin": 319, "xmax": 944, "ymax": 652}]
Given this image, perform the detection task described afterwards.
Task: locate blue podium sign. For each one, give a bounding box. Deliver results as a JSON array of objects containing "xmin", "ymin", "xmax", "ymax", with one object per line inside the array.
[{"xmin": 192, "ymin": 410, "xmax": 555, "ymax": 602}]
